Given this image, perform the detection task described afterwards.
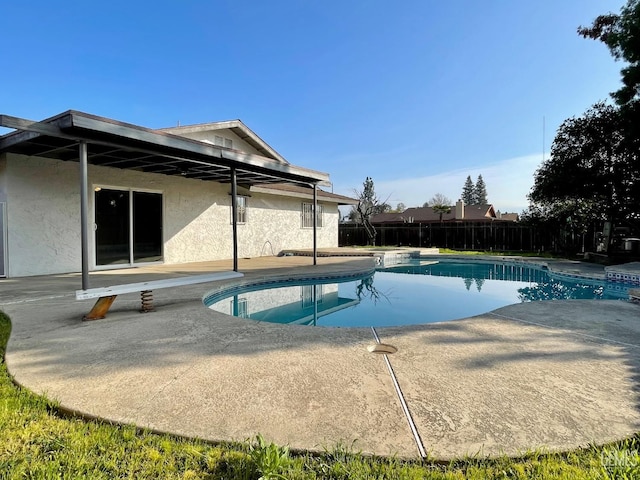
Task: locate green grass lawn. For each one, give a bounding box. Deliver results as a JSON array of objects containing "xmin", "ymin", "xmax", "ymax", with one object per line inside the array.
[{"xmin": 1, "ymin": 310, "xmax": 638, "ymax": 479}]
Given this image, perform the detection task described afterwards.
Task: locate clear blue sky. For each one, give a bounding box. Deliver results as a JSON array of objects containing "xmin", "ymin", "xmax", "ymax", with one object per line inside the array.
[{"xmin": 0, "ymin": 0, "xmax": 624, "ymax": 212}]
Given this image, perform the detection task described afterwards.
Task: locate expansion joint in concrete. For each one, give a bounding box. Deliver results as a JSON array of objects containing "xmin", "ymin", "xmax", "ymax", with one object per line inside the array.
[{"xmin": 370, "ymin": 327, "xmax": 427, "ymax": 459}]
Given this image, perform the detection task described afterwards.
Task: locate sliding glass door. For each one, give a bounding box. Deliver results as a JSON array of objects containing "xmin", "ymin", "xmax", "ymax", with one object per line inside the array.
[
  {"xmin": 95, "ymin": 189, "xmax": 130, "ymax": 265},
  {"xmin": 133, "ymin": 191, "xmax": 163, "ymax": 263},
  {"xmin": 95, "ymin": 188, "xmax": 162, "ymax": 266}
]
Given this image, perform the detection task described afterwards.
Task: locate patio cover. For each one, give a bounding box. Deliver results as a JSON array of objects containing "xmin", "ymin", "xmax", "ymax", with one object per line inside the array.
[{"xmin": 0, "ymin": 111, "xmax": 329, "ymax": 288}]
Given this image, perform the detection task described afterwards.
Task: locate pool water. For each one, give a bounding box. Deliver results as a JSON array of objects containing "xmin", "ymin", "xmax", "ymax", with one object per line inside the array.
[{"xmin": 205, "ymin": 260, "xmax": 627, "ymax": 328}]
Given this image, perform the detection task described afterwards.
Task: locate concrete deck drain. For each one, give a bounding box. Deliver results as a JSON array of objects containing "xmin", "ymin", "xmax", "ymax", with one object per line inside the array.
[{"xmin": 367, "ymin": 343, "xmax": 398, "ymax": 354}]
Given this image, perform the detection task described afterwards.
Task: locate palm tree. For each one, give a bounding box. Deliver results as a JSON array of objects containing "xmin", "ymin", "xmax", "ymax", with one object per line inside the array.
[
  {"xmin": 432, "ymin": 203, "xmax": 451, "ymax": 248},
  {"xmin": 432, "ymin": 204, "xmax": 451, "ymax": 222}
]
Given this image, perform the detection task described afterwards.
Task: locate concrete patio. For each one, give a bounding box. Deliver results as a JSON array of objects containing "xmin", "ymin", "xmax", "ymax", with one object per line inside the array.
[{"xmin": 2, "ymin": 254, "xmax": 640, "ymax": 460}]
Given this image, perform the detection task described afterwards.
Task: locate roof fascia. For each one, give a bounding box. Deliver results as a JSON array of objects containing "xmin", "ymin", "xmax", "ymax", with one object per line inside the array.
[
  {"xmin": 250, "ymin": 185, "xmax": 356, "ymax": 204},
  {"xmin": 157, "ymin": 120, "xmax": 241, "ymax": 134}
]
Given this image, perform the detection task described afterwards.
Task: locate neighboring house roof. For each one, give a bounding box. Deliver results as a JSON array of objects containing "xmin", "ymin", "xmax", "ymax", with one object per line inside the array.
[
  {"xmin": 370, "ymin": 204, "xmax": 498, "ymax": 224},
  {"xmin": 462, "ymin": 204, "xmax": 497, "ymax": 220},
  {"xmin": 157, "ymin": 120, "xmax": 288, "ymax": 164},
  {"xmin": 499, "ymin": 212, "xmax": 520, "ymax": 222},
  {"xmin": 250, "ymin": 183, "xmax": 358, "ymax": 205}
]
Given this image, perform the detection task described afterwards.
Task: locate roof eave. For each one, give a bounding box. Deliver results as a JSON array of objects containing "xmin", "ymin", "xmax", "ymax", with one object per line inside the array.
[{"xmin": 250, "ymin": 184, "xmax": 356, "ymax": 205}]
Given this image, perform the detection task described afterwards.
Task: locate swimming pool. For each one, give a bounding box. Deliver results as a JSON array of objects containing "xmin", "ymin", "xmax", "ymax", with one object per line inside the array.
[{"xmin": 204, "ymin": 260, "xmax": 628, "ymax": 328}]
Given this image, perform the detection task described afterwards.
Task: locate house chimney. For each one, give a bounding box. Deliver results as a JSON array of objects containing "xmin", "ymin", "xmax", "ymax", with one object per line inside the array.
[{"xmin": 455, "ymin": 199, "xmax": 465, "ymax": 219}]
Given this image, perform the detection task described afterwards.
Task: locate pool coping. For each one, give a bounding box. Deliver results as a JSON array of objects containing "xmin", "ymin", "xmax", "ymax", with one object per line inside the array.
[
  {"xmin": 417, "ymin": 254, "xmax": 613, "ymax": 286},
  {"xmin": 202, "ymin": 262, "xmax": 377, "ymax": 306}
]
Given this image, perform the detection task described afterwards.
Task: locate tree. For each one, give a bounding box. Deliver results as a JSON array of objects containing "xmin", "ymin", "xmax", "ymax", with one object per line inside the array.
[
  {"xmin": 521, "ymin": 201, "xmax": 601, "ymax": 253},
  {"xmin": 526, "ymin": 1, "xmax": 640, "ymax": 253},
  {"xmin": 422, "ymin": 193, "xmax": 452, "ymax": 221},
  {"xmin": 529, "ymin": 102, "xmax": 640, "ymax": 248},
  {"xmin": 461, "ymin": 176, "xmax": 475, "ymax": 204},
  {"xmin": 394, "ymin": 202, "xmax": 406, "ymax": 213},
  {"xmin": 578, "ymin": 0, "xmax": 640, "ymax": 171},
  {"xmin": 578, "ymin": 0, "xmax": 640, "ymax": 107},
  {"xmin": 474, "ymin": 175, "xmax": 488, "ymax": 204},
  {"xmin": 376, "ymin": 203, "xmax": 392, "ymax": 214},
  {"xmin": 432, "ymin": 204, "xmax": 452, "ymax": 222},
  {"xmin": 347, "ymin": 198, "xmax": 390, "ymax": 221},
  {"xmin": 425, "ymin": 193, "xmax": 452, "ymax": 207},
  {"xmin": 353, "ymin": 177, "xmax": 384, "ymax": 245}
]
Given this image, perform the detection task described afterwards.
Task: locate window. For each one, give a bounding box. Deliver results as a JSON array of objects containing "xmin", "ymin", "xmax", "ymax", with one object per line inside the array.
[
  {"xmin": 301, "ymin": 285, "xmax": 324, "ymax": 308},
  {"xmin": 214, "ymin": 135, "xmax": 233, "ymax": 149},
  {"xmin": 301, "ymin": 203, "xmax": 323, "ymax": 228},
  {"xmin": 232, "ymin": 195, "xmax": 247, "ymax": 224},
  {"xmin": 230, "ymin": 297, "xmax": 248, "ymax": 318}
]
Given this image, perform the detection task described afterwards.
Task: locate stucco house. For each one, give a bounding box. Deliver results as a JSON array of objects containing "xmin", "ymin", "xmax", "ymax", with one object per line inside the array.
[
  {"xmin": 369, "ymin": 200, "xmax": 504, "ymax": 225},
  {"xmin": 0, "ymin": 110, "xmax": 355, "ymax": 279}
]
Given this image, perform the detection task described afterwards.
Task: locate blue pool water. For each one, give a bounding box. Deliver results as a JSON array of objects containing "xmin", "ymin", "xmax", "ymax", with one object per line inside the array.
[{"xmin": 204, "ymin": 260, "xmax": 628, "ymax": 328}]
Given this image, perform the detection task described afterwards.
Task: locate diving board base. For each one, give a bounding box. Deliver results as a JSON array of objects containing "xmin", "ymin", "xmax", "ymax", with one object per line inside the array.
[{"xmin": 83, "ymin": 295, "xmax": 117, "ymax": 321}]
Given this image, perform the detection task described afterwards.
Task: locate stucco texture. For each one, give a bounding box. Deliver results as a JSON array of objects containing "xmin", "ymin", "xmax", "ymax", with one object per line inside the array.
[{"xmin": 2, "ymin": 154, "xmax": 338, "ymax": 277}]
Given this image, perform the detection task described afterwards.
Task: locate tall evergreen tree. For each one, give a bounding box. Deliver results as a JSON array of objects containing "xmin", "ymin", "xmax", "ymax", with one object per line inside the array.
[
  {"xmin": 461, "ymin": 176, "xmax": 475, "ymax": 204},
  {"xmin": 474, "ymin": 175, "xmax": 488, "ymax": 204}
]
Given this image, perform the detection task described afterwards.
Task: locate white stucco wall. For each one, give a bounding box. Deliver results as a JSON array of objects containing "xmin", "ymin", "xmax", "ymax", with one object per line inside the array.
[
  {"xmin": 0, "ymin": 154, "xmax": 7, "ymax": 196},
  {"xmin": 3, "ymin": 154, "xmax": 338, "ymax": 277},
  {"xmin": 5, "ymin": 155, "xmax": 82, "ymax": 277},
  {"xmin": 175, "ymin": 129, "xmax": 264, "ymax": 158},
  {"xmin": 0, "ymin": 154, "xmax": 8, "ymax": 278},
  {"xmin": 235, "ymin": 192, "xmax": 338, "ymax": 259}
]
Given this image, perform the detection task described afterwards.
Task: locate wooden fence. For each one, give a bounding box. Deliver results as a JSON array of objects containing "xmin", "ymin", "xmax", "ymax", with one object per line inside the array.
[{"xmin": 339, "ymin": 222, "xmax": 600, "ymax": 253}]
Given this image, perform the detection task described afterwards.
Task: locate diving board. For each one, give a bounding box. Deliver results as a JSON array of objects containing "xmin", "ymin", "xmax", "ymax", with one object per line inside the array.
[{"xmin": 76, "ymin": 271, "xmax": 244, "ymax": 320}]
